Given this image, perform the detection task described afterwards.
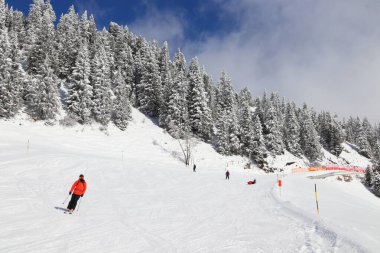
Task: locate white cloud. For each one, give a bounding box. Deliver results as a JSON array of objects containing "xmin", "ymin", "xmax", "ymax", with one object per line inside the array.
[
  {"xmin": 128, "ymin": 6, "xmax": 186, "ymax": 50},
  {"xmin": 185, "ymin": 0, "xmax": 380, "ymax": 122}
]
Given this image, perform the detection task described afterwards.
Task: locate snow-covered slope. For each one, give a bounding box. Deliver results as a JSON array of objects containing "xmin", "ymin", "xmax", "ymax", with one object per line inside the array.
[{"xmin": 0, "ymin": 109, "xmax": 379, "ymax": 252}]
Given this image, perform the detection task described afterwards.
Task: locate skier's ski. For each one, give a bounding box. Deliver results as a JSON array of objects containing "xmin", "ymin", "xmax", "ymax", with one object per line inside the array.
[{"xmin": 54, "ymin": 206, "xmax": 68, "ymax": 212}]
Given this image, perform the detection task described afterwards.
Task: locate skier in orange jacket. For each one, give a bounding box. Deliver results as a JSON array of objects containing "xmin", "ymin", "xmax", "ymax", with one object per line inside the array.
[{"xmin": 67, "ymin": 174, "xmax": 87, "ymax": 213}]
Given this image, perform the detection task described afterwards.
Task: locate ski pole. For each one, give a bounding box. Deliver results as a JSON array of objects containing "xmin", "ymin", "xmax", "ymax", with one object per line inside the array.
[
  {"xmin": 62, "ymin": 194, "xmax": 70, "ymax": 205},
  {"xmin": 77, "ymin": 197, "xmax": 83, "ymax": 212}
]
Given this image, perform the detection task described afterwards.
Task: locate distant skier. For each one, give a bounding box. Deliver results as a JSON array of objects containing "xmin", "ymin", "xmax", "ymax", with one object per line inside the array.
[
  {"xmin": 67, "ymin": 174, "xmax": 87, "ymax": 213},
  {"xmin": 193, "ymin": 164, "xmax": 196, "ymax": 172},
  {"xmin": 225, "ymin": 170, "xmax": 230, "ymax": 180}
]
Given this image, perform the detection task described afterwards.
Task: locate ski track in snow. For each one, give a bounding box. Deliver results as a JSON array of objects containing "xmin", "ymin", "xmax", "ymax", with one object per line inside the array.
[{"xmin": 0, "ymin": 110, "xmax": 378, "ymax": 253}]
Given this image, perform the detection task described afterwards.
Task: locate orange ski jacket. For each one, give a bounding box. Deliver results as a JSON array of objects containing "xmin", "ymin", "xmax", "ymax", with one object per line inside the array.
[{"xmin": 70, "ymin": 179, "xmax": 87, "ymax": 196}]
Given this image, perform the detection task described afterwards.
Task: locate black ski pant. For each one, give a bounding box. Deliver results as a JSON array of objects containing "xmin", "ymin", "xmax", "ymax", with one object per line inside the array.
[
  {"xmin": 226, "ymin": 175, "xmax": 229, "ymax": 180},
  {"xmin": 67, "ymin": 194, "xmax": 80, "ymax": 210}
]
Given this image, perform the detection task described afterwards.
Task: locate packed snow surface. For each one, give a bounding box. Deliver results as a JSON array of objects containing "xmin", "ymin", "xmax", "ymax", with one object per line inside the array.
[{"xmin": 0, "ymin": 109, "xmax": 379, "ymax": 253}]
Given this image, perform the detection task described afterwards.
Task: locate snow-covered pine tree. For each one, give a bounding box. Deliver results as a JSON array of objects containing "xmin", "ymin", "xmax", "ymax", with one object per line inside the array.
[
  {"xmin": 55, "ymin": 5, "xmax": 80, "ymax": 79},
  {"xmin": 202, "ymin": 71, "xmax": 215, "ymax": 112},
  {"xmin": 162, "ymin": 50, "xmax": 190, "ymax": 138},
  {"xmin": 158, "ymin": 41, "xmax": 170, "ymax": 89},
  {"xmin": 0, "ymin": 0, "xmax": 5, "ymax": 27},
  {"xmin": 79, "ymin": 11, "xmax": 90, "ymax": 43},
  {"xmin": 269, "ymin": 93, "xmax": 285, "ymax": 132},
  {"xmin": 0, "ymin": 12, "xmax": 23, "ymax": 118},
  {"xmin": 363, "ymin": 118, "xmax": 377, "ymax": 151},
  {"xmin": 344, "ymin": 117, "xmax": 355, "ymax": 144},
  {"xmin": 372, "ymin": 142, "xmax": 380, "ymax": 167},
  {"xmin": 67, "ymin": 39, "xmax": 92, "ymax": 123},
  {"xmin": 372, "ymin": 169, "xmax": 380, "ymax": 196},
  {"xmin": 251, "ymin": 114, "xmax": 266, "ymax": 163},
  {"xmin": 187, "ymin": 57, "xmax": 212, "ymax": 140},
  {"xmin": 376, "ymin": 124, "xmax": 380, "ymax": 143},
  {"xmin": 5, "ymin": 7, "xmax": 26, "ymax": 48},
  {"xmin": 215, "ymin": 112, "xmax": 230, "ymax": 155},
  {"xmin": 25, "ymin": 56, "xmax": 59, "ymax": 120},
  {"xmin": 356, "ymin": 122, "xmax": 372, "ymax": 158},
  {"xmin": 365, "ymin": 165, "xmax": 373, "ymax": 187},
  {"xmin": 108, "ymin": 23, "xmax": 134, "ymax": 100},
  {"xmin": 27, "ymin": 0, "xmax": 55, "ymax": 76},
  {"xmin": 299, "ymin": 104, "xmax": 322, "ymax": 162},
  {"xmin": 24, "ymin": 0, "xmax": 58, "ymax": 120},
  {"xmin": 111, "ymin": 68, "xmax": 131, "ymax": 130},
  {"xmin": 239, "ymin": 88, "xmax": 256, "ymax": 157},
  {"xmin": 214, "ymin": 72, "xmax": 241, "ymax": 155},
  {"xmin": 328, "ymin": 116, "xmax": 345, "ymax": 156},
  {"xmin": 284, "ymin": 102, "xmax": 302, "ymax": 157},
  {"xmin": 90, "ymin": 33, "xmax": 112, "ymax": 125},
  {"xmin": 24, "ymin": 0, "xmax": 44, "ymax": 55},
  {"xmin": 87, "ymin": 15, "xmax": 97, "ymax": 59},
  {"xmin": 0, "ymin": 28, "xmax": 25, "ymax": 118},
  {"xmin": 227, "ymin": 113, "xmax": 241, "ymax": 155},
  {"xmin": 136, "ymin": 39, "xmax": 162, "ymax": 117},
  {"xmin": 264, "ymin": 101, "xmax": 285, "ymax": 155},
  {"xmin": 158, "ymin": 41, "xmax": 172, "ymax": 127},
  {"xmin": 130, "ymin": 36, "xmax": 146, "ymax": 106},
  {"xmin": 150, "ymin": 40, "xmax": 161, "ymax": 63},
  {"xmin": 217, "ymin": 71, "xmax": 235, "ymax": 114}
]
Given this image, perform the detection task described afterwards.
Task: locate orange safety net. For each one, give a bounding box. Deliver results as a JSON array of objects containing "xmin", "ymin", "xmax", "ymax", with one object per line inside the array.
[{"xmin": 292, "ymin": 166, "xmax": 365, "ymax": 174}]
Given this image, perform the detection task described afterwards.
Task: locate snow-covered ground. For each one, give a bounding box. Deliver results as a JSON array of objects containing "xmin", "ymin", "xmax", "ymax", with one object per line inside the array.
[{"xmin": 0, "ymin": 109, "xmax": 379, "ymax": 252}]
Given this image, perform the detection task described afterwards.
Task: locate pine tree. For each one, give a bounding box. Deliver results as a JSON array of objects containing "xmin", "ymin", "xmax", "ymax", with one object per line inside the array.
[
  {"xmin": 0, "ymin": 17, "xmax": 22, "ymax": 118},
  {"xmin": 25, "ymin": 57, "xmax": 59, "ymax": 120},
  {"xmin": 202, "ymin": 71, "xmax": 215, "ymax": 111},
  {"xmin": 217, "ymin": 72, "xmax": 235, "ymax": 114},
  {"xmin": 251, "ymin": 114, "xmax": 266, "ymax": 162},
  {"xmin": 372, "ymin": 142, "xmax": 380, "ymax": 167},
  {"xmin": 239, "ymin": 88, "xmax": 255, "ymax": 156},
  {"xmin": 299, "ymin": 105, "xmax": 322, "ymax": 162},
  {"xmin": 0, "ymin": 0, "xmax": 6, "ymax": 30},
  {"xmin": 363, "ymin": 118, "xmax": 377, "ymax": 150},
  {"xmin": 6, "ymin": 8, "xmax": 26, "ymax": 49},
  {"xmin": 264, "ymin": 101, "xmax": 285, "ymax": 155},
  {"xmin": 158, "ymin": 41, "xmax": 172, "ymax": 127},
  {"xmin": 90, "ymin": 35, "xmax": 112, "ymax": 125},
  {"xmin": 329, "ymin": 116, "xmax": 344, "ymax": 156},
  {"xmin": 284, "ymin": 103, "xmax": 302, "ymax": 157},
  {"xmin": 55, "ymin": 5, "xmax": 80, "ymax": 79},
  {"xmin": 24, "ymin": 0, "xmax": 59, "ymax": 120},
  {"xmin": 109, "ymin": 24, "xmax": 134, "ymax": 93},
  {"xmin": 372, "ymin": 169, "xmax": 380, "ymax": 196},
  {"xmin": 27, "ymin": 0, "xmax": 56, "ymax": 76},
  {"xmin": 137, "ymin": 39, "xmax": 162, "ymax": 117},
  {"xmin": 0, "ymin": 29, "xmax": 24, "ymax": 118},
  {"xmin": 67, "ymin": 40, "xmax": 92, "ymax": 123},
  {"xmin": 365, "ymin": 165, "xmax": 373, "ymax": 187},
  {"xmin": 228, "ymin": 114, "xmax": 241, "ymax": 155},
  {"xmin": 215, "ymin": 113, "xmax": 230, "ymax": 155},
  {"xmin": 214, "ymin": 72, "xmax": 241, "ymax": 155},
  {"xmin": 187, "ymin": 57, "xmax": 212, "ymax": 140},
  {"xmin": 111, "ymin": 69, "xmax": 131, "ymax": 130},
  {"xmin": 161, "ymin": 49, "xmax": 189, "ymax": 138},
  {"xmin": 356, "ymin": 123, "xmax": 372, "ymax": 158},
  {"xmin": 25, "ymin": 0, "xmax": 44, "ymax": 54}
]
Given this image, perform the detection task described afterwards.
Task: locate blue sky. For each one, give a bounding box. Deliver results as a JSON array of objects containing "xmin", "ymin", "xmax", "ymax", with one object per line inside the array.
[
  {"xmin": 6, "ymin": 0, "xmax": 237, "ymax": 43},
  {"xmin": 5, "ymin": 0, "xmax": 380, "ymax": 122}
]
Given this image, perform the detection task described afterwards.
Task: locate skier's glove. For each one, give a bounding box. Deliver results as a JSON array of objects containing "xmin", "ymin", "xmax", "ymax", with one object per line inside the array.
[{"xmin": 69, "ymin": 192, "xmax": 72, "ymax": 195}]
